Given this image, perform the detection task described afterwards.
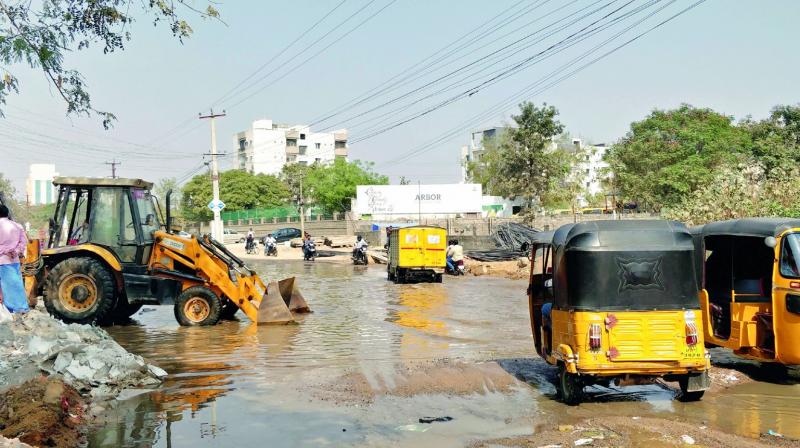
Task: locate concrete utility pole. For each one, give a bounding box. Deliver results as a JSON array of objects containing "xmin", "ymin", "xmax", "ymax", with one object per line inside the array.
[
  {"xmin": 299, "ymin": 178, "xmax": 305, "ymax": 238},
  {"xmin": 199, "ymin": 109, "xmax": 226, "ymax": 242},
  {"xmin": 105, "ymin": 159, "xmax": 120, "ymax": 179}
]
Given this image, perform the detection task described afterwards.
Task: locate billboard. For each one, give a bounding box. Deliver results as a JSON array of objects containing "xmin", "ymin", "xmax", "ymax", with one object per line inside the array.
[{"xmin": 356, "ymin": 184, "xmax": 482, "ymax": 215}]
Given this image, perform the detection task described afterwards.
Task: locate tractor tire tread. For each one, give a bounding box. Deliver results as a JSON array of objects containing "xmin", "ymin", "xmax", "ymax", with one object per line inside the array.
[
  {"xmin": 44, "ymin": 257, "xmax": 117, "ymax": 325},
  {"xmin": 173, "ymin": 286, "xmax": 222, "ymax": 326}
]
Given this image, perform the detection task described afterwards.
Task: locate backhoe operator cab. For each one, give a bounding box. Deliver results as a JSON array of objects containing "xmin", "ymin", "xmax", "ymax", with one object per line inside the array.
[
  {"xmin": 37, "ymin": 177, "xmax": 309, "ymax": 326},
  {"xmin": 692, "ymin": 218, "xmax": 800, "ymax": 365}
]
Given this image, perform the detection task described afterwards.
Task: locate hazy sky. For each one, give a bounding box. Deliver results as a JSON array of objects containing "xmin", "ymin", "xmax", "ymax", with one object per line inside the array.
[{"xmin": 2, "ymin": 0, "xmax": 799, "ymax": 194}]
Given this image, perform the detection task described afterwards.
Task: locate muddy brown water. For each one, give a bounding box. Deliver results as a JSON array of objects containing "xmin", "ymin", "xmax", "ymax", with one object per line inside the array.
[{"xmin": 89, "ymin": 261, "xmax": 800, "ymax": 447}]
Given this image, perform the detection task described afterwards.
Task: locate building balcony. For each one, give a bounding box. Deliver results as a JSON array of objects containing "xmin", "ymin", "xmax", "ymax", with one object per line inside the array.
[
  {"xmin": 334, "ymin": 130, "xmax": 348, "ymax": 142},
  {"xmin": 286, "ymin": 130, "xmax": 299, "ymax": 139},
  {"xmin": 285, "ymin": 145, "xmax": 299, "ymax": 155},
  {"xmin": 334, "ymin": 147, "xmax": 348, "ymax": 157}
]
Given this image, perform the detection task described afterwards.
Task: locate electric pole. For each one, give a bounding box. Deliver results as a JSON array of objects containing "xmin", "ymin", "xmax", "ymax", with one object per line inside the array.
[
  {"xmin": 299, "ymin": 179, "xmax": 305, "ymax": 238},
  {"xmin": 105, "ymin": 159, "xmax": 120, "ymax": 179},
  {"xmin": 199, "ymin": 109, "xmax": 226, "ymax": 241}
]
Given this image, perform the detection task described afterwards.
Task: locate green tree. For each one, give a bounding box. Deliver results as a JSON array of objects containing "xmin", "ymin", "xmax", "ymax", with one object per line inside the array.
[
  {"xmin": 154, "ymin": 177, "xmax": 180, "ymax": 210},
  {"xmin": 606, "ymin": 104, "xmax": 751, "ymax": 211},
  {"xmin": 279, "ymin": 163, "xmax": 310, "ymax": 202},
  {"xmin": 304, "ymin": 159, "xmax": 388, "ymax": 213},
  {"xmin": 664, "ymin": 161, "xmax": 800, "ymax": 225},
  {"xmin": 490, "ymin": 102, "xmax": 568, "ymax": 218},
  {"xmin": 0, "ymin": 1, "xmax": 220, "ymax": 127},
  {"xmin": 742, "ymin": 104, "xmax": 800, "ymax": 176},
  {"xmin": 181, "ymin": 170, "xmax": 291, "ymax": 221}
]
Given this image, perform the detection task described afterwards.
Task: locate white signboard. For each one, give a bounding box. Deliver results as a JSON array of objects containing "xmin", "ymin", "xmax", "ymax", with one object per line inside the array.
[{"xmin": 356, "ymin": 184, "xmax": 482, "ymax": 215}]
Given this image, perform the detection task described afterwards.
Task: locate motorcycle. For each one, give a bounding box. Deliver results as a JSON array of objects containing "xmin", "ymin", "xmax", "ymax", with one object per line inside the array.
[
  {"xmin": 446, "ymin": 258, "xmax": 465, "ymax": 276},
  {"xmin": 303, "ymin": 241, "xmax": 317, "ymax": 261},
  {"xmin": 245, "ymin": 238, "xmax": 257, "ymax": 255},
  {"xmin": 264, "ymin": 242, "xmax": 278, "ymax": 257},
  {"xmin": 352, "ymin": 246, "xmax": 369, "ymax": 265}
]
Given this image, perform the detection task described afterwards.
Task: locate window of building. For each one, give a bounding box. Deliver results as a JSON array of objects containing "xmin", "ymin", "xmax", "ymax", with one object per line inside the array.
[
  {"xmin": 585, "ymin": 155, "xmax": 590, "ymax": 161},
  {"xmin": 298, "ymin": 161, "xmax": 308, "ymax": 166},
  {"xmin": 585, "ymin": 169, "xmax": 590, "ymax": 174},
  {"xmin": 315, "ymin": 143, "xmax": 321, "ymax": 149},
  {"xmin": 299, "ymin": 145, "xmax": 307, "ymax": 155},
  {"xmin": 300, "ymin": 133, "xmax": 306, "ymax": 140},
  {"xmin": 585, "ymin": 182, "xmax": 590, "ymax": 188},
  {"xmin": 315, "ymin": 158, "xmax": 321, "ymax": 163},
  {"xmin": 335, "ymin": 141, "xmax": 346, "ymax": 149},
  {"xmin": 239, "ymin": 138, "xmax": 246, "ymax": 150},
  {"xmin": 286, "ymin": 138, "xmax": 297, "ymax": 147},
  {"xmin": 287, "ymin": 155, "xmax": 297, "ymax": 162}
]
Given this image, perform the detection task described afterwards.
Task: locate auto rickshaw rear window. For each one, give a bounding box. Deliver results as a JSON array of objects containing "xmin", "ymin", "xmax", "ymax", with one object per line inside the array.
[{"xmin": 781, "ymin": 234, "xmax": 800, "ymax": 278}]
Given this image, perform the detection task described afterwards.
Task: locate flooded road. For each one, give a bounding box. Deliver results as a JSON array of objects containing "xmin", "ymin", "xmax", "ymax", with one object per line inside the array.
[{"xmin": 90, "ymin": 260, "xmax": 800, "ymax": 447}]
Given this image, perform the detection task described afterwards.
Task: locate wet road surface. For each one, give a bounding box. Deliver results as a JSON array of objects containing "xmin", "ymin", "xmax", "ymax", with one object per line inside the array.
[{"xmin": 90, "ymin": 260, "xmax": 800, "ymax": 447}]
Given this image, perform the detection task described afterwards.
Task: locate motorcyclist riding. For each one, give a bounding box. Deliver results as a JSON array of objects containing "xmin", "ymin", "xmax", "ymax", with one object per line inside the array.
[
  {"xmin": 245, "ymin": 228, "xmax": 256, "ymax": 254},
  {"xmin": 263, "ymin": 233, "xmax": 277, "ymax": 256},
  {"xmin": 303, "ymin": 233, "xmax": 316, "ymax": 261},
  {"xmin": 352, "ymin": 235, "xmax": 369, "ymax": 265},
  {"xmin": 446, "ymin": 239, "xmax": 465, "ymax": 275}
]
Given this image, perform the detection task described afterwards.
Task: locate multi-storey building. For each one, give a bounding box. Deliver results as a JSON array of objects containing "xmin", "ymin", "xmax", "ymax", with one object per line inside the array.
[
  {"xmin": 233, "ymin": 119, "xmax": 348, "ymax": 175},
  {"xmin": 25, "ymin": 164, "xmax": 58, "ymax": 205},
  {"xmin": 459, "ymin": 126, "xmax": 508, "ymax": 183}
]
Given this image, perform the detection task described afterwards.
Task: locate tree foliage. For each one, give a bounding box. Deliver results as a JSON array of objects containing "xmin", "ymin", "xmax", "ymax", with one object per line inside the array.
[
  {"xmin": 467, "ymin": 102, "xmax": 569, "ymax": 218},
  {"xmin": 304, "ymin": 159, "xmax": 388, "ymax": 213},
  {"xmin": 606, "ymin": 104, "xmax": 751, "ymax": 211},
  {"xmin": 181, "ymin": 170, "xmax": 290, "ymax": 221},
  {"xmin": 664, "ymin": 162, "xmax": 800, "ymax": 225},
  {"xmin": 0, "ymin": 0, "xmax": 220, "ymax": 127},
  {"xmin": 607, "ymin": 103, "xmax": 800, "ymax": 213}
]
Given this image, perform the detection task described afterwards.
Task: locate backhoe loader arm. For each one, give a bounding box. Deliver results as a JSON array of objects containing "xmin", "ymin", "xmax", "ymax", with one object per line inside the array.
[{"xmin": 149, "ymin": 231, "xmax": 309, "ymax": 324}]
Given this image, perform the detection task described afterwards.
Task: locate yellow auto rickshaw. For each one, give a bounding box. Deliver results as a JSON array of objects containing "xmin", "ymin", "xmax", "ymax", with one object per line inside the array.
[
  {"xmin": 387, "ymin": 226, "xmax": 446, "ymax": 283},
  {"xmin": 529, "ymin": 220, "xmax": 710, "ymax": 405},
  {"xmin": 692, "ymin": 218, "xmax": 800, "ymax": 365}
]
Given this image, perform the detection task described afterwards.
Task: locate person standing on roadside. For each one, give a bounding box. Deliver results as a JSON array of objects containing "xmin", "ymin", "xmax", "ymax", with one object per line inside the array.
[{"xmin": 0, "ymin": 205, "xmax": 29, "ymax": 313}]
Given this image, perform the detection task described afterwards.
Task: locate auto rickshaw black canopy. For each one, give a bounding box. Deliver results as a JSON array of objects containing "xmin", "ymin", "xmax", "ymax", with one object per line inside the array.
[
  {"xmin": 697, "ymin": 218, "xmax": 800, "ymax": 239},
  {"xmin": 538, "ymin": 220, "xmax": 699, "ymax": 311}
]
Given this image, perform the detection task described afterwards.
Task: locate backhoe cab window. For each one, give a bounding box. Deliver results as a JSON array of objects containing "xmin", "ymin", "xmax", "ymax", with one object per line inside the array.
[
  {"xmin": 780, "ymin": 234, "xmax": 800, "ymax": 278},
  {"xmin": 132, "ymin": 189, "xmax": 160, "ymax": 240}
]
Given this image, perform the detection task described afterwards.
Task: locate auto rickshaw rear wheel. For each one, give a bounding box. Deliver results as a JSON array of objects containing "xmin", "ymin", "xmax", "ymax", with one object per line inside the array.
[
  {"xmin": 558, "ymin": 364, "xmax": 584, "ymax": 405},
  {"xmin": 677, "ymin": 376, "xmax": 705, "ymax": 402}
]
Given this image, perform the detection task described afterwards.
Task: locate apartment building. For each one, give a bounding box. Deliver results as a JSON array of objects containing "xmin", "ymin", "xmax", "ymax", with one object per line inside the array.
[{"xmin": 233, "ymin": 119, "xmax": 348, "ymax": 175}]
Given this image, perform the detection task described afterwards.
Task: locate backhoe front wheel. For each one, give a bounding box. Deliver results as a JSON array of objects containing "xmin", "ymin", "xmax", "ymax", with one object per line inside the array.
[
  {"xmin": 44, "ymin": 257, "xmax": 117, "ymax": 324},
  {"xmin": 174, "ymin": 286, "xmax": 222, "ymax": 326}
]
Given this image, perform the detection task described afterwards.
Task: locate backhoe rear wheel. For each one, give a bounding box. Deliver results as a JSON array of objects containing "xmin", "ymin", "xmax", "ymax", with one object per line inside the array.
[
  {"xmin": 174, "ymin": 286, "xmax": 222, "ymax": 326},
  {"xmin": 44, "ymin": 257, "xmax": 117, "ymax": 325}
]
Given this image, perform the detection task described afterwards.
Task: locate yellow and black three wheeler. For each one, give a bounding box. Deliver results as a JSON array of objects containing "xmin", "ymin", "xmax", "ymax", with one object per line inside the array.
[
  {"xmin": 692, "ymin": 218, "xmax": 800, "ymax": 365},
  {"xmin": 528, "ymin": 220, "xmax": 710, "ymax": 404}
]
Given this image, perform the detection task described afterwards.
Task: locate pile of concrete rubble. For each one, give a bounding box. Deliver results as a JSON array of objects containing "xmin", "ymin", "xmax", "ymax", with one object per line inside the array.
[{"xmin": 0, "ymin": 310, "xmax": 166, "ymax": 399}]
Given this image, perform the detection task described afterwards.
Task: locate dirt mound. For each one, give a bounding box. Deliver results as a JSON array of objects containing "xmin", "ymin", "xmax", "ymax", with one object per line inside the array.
[
  {"xmin": 472, "ymin": 415, "xmax": 791, "ymax": 448},
  {"xmin": 317, "ymin": 360, "xmax": 521, "ymax": 405},
  {"xmin": 0, "ymin": 377, "xmax": 85, "ymax": 448},
  {"xmin": 465, "ymin": 258, "xmax": 529, "ymax": 280}
]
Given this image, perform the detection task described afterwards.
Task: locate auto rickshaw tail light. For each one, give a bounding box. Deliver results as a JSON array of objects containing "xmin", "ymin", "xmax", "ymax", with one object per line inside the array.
[
  {"xmin": 685, "ymin": 322, "xmax": 699, "ymax": 346},
  {"xmin": 588, "ymin": 323, "xmax": 602, "ymax": 350}
]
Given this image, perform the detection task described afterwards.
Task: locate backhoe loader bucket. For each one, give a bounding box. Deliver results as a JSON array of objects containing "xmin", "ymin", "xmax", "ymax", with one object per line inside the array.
[
  {"xmin": 277, "ymin": 277, "xmax": 311, "ymax": 313},
  {"xmin": 256, "ymin": 282, "xmax": 295, "ymax": 325}
]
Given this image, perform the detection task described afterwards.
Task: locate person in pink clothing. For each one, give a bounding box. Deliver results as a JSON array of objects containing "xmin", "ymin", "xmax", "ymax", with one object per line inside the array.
[{"xmin": 0, "ymin": 204, "xmax": 29, "ymax": 313}]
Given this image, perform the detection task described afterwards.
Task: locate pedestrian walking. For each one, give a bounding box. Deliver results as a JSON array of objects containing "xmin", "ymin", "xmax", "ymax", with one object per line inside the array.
[{"xmin": 0, "ymin": 204, "xmax": 30, "ymax": 314}]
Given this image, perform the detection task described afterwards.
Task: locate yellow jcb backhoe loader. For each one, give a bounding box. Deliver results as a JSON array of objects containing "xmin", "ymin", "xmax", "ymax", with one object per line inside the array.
[{"xmin": 15, "ymin": 177, "xmax": 309, "ymax": 326}]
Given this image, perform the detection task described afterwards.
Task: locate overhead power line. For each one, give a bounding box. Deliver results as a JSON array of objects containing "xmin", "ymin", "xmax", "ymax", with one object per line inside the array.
[
  {"xmin": 222, "ymin": 0, "xmax": 397, "ymax": 111},
  {"xmin": 379, "ymin": 0, "xmax": 707, "ymax": 167}
]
